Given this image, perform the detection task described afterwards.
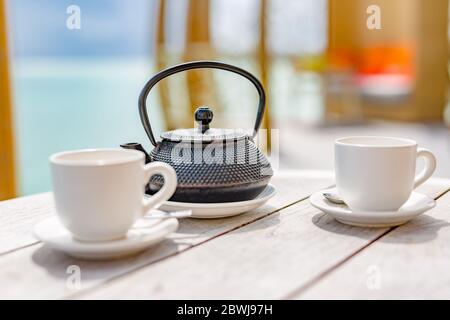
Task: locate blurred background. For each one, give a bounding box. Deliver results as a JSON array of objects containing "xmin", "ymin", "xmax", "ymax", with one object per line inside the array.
[{"xmin": 0, "ymin": 0, "xmax": 449, "ymax": 200}]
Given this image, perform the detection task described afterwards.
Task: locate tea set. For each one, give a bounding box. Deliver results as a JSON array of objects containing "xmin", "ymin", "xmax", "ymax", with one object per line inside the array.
[{"xmin": 33, "ymin": 61, "xmax": 438, "ymax": 260}]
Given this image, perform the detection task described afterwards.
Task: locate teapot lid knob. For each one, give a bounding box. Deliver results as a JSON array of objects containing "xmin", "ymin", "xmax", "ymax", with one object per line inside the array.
[{"xmin": 195, "ymin": 106, "xmax": 213, "ymax": 133}]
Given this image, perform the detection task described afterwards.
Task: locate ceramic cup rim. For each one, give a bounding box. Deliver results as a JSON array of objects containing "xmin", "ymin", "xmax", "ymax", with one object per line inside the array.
[
  {"xmin": 50, "ymin": 148, "xmax": 144, "ymax": 167},
  {"xmin": 335, "ymin": 136, "xmax": 417, "ymax": 149}
]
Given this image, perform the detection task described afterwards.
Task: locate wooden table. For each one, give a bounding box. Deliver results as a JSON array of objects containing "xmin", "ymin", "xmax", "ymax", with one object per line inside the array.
[{"xmin": 1, "ymin": 170, "xmax": 450, "ymax": 299}]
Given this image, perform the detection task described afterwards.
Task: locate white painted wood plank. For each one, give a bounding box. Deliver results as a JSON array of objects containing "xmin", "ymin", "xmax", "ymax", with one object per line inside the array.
[
  {"xmin": 77, "ymin": 179, "xmax": 450, "ymax": 299},
  {"xmin": 0, "ymin": 171, "xmax": 334, "ymax": 299},
  {"xmin": 0, "ymin": 193, "xmax": 53, "ymax": 255},
  {"xmin": 296, "ymin": 186, "xmax": 450, "ymax": 299},
  {"xmin": 0, "ymin": 171, "xmax": 332, "ymax": 257}
]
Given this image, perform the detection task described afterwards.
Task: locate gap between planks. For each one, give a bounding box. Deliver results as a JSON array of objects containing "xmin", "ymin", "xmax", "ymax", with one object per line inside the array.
[
  {"xmin": 0, "ymin": 172, "xmax": 333, "ymax": 259},
  {"xmin": 0, "ymin": 184, "xmax": 334, "ymax": 262},
  {"xmin": 282, "ymin": 186, "xmax": 450, "ymax": 299},
  {"xmin": 67, "ymin": 184, "xmax": 335, "ymax": 299},
  {"xmin": 0, "ymin": 241, "xmax": 40, "ymax": 258}
]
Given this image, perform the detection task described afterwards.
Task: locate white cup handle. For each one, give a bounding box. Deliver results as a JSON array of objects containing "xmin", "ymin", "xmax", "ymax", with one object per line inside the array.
[
  {"xmin": 413, "ymin": 148, "xmax": 437, "ymax": 189},
  {"xmin": 142, "ymin": 162, "xmax": 177, "ymax": 214}
]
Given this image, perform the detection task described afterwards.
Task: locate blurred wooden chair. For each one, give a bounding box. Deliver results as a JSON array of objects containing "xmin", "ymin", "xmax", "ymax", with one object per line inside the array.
[
  {"xmin": 326, "ymin": 0, "xmax": 448, "ymax": 121},
  {"xmin": 0, "ymin": 0, "xmax": 16, "ymax": 200},
  {"xmin": 156, "ymin": 0, "xmax": 218, "ymax": 130},
  {"xmin": 155, "ymin": 0, "xmax": 271, "ymax": 148},
  {"xmin": 258, "ymin": 0, "xmax": 271, "ymax": 148}
]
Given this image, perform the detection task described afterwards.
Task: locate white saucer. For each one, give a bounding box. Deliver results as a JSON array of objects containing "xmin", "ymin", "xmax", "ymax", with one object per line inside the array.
[
  {"xmin": 309, "ymin": 188, "xmax": 436, "ymax": 227},
  {"xmin": 33, "ymin": 216, "xmax": 178, "ymax": 260},
  {"xmin": 160, "ymin": 184, "xmax": 276, "ymax": 219}
]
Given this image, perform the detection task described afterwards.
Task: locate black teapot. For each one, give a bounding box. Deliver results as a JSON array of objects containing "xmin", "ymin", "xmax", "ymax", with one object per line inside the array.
[{"xmin": 122, "ymin": 61, "xmax": 273, "ymax": 203}]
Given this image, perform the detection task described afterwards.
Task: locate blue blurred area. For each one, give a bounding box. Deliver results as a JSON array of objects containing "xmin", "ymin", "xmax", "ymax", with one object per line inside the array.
[
  {"xmin": 7, "ymin": 0, "xmax": 156, "ymax": 57},
  {"xmin": 6, "ymin": 0, "xmax": 164, "ymax": 195}
]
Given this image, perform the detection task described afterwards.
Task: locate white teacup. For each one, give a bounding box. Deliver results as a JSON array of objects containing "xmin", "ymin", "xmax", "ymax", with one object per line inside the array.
[
  {"xmin": 335, "ymin": 136, "xmax": 436, "ymax": 212},
  {"xmin": 50, "ymin": 149, "xmax": 177, "ymax": 241}
]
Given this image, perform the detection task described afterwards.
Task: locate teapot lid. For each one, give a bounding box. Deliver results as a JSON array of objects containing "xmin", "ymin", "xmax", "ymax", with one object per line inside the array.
[{"xmin": 160, "ymin": 107, "xmax": 247, "ymax": 142}]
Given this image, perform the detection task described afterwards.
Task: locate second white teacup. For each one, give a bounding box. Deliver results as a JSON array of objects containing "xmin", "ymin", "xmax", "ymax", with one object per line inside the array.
[
  {"xmin": 50, "ymin": 148, "xmax": 177, "ymax": 241},
  {"xmin": 335, "ymin": 136, "xmax": 436, "ymax": 212}
]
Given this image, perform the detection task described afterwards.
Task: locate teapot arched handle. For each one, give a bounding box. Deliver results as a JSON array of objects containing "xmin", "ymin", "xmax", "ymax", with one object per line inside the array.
[{"xmin": 138, "ymin": 60, "xmax": 266, "ymax": 146}]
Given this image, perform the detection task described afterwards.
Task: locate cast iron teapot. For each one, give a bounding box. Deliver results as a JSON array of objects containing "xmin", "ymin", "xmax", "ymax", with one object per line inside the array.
[{"xmin": 122, "ymin": 61, "xmax": 273, "ymax": 203}]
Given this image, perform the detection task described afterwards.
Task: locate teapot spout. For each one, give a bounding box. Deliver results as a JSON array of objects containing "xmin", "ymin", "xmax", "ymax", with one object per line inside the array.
[{"xmin": 120, "ymin": 142, "xmax": 151, "ymax": 163}]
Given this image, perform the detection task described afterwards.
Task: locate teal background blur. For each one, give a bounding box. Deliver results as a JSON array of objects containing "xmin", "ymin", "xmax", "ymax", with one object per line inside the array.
[{"xmin": 7, "ymin": 0, "xmax": 165, "ymax": 195}]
